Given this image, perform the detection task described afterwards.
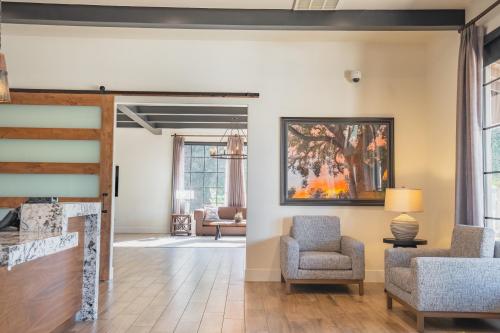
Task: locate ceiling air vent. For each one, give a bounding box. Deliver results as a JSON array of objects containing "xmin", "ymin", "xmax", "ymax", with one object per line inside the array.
[{"xmin": 293, "ymin": 0, "xmax": 339, "ymax": 11}]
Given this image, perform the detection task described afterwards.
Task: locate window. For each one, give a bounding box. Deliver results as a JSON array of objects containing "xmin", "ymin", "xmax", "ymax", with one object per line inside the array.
[
  {"xmin": 483, "ymin": 60, "xmax": 500, "ymax": 237},
  {"xmin": 183, "ymin": 143, "xmax": 227, "ymax": 213}
]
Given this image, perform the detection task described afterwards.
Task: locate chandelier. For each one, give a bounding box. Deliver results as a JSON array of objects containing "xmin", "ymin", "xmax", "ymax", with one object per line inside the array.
[{"xmin": 209, "ymin": 129, "xmax": 247, "ymax": 160}]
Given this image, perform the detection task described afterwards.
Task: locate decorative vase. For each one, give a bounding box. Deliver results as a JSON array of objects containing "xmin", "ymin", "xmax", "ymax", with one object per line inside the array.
[{"xmin": 390, "ymin": 213, "xmax": 419, "ymax": 240}]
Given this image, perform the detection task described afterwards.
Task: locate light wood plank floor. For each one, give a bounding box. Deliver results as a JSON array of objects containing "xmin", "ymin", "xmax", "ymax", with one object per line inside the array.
[{"xmin": 67, "ymin": 238, "xmax": 500, "ymax": 333}]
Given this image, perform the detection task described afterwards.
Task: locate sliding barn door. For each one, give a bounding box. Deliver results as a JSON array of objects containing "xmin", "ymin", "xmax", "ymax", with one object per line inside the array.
[{"xmin": 0, "ymin": 92, "xmax": 114, "ymax": 281}]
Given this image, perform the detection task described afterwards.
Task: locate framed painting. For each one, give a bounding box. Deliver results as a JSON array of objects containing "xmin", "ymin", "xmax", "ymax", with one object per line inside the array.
[{"xmin": 280, "ymin": 117, "xmax": 394, "ymax": 206}]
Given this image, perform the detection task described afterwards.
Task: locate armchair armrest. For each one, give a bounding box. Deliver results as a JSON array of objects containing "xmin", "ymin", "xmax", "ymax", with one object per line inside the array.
[
  {"xmin": 280, "ymin": 236, "xmax": 299, "ymax": 279},
  {"xmin": 412, "ymin": 257, "xmax": 500, "ymax": 312},
  {"xmin": 194, "ymin": 209, "xmax": 205, "ymax": 236},
  {"xmin": 341, "ymin": 236, "xmax": 365, "ymax": 279},
  {"xmin": 385, "ymin": 248, "xmax": 450, "ymax": 269}
]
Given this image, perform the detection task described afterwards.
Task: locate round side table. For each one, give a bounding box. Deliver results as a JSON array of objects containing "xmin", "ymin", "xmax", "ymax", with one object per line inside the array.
[{"xmin": 383, "ymin": 238, "xmax": 427, "ymax": 248}]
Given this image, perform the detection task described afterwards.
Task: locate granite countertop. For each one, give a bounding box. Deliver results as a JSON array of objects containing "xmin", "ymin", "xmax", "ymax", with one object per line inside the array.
[
  {"xmin": 17, "ymin": 202, "xmax": 102, "ymax": 320},
  {"xmin": 0, "ymin": 230, "xmax": 78, "ymax": 270}
]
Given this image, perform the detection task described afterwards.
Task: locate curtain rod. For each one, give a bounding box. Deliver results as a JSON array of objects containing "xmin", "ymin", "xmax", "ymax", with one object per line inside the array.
[{"xmin": 459, "ymin": 0, "xmax": 500, "ymax": 33}]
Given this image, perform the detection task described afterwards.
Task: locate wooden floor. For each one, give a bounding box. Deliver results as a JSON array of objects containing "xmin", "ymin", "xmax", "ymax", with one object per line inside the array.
[{"xmin": 66, "ymin": 238, "xmax": 500, "ymax": 333}]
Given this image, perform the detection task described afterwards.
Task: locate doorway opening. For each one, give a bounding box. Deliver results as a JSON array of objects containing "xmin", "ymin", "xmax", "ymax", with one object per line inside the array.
[{"xmin": 111, "ymin": 101, "xmax": 248, "ymax": 250}]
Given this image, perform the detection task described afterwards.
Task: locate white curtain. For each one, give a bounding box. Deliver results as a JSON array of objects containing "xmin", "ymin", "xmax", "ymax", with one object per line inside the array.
[
  {"xmin": 455, "ymin": 25, "xmax": 485, "ymax": 226},
  {"xmin": 226, "ymin": 135, "xmax": 246, "ymax": 207},
  {"xmin": 172, "ymin": 136, "xmax": 185, "ymax": 214}
]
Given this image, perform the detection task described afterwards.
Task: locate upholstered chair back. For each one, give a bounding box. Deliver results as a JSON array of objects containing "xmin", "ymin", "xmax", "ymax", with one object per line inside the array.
[
  {"xmin": 291, "ymin": 216, "xmax": 341, "ymax": 252},
  {"xmin": 450, "ymin": 225, "xmax": 496, "ymax": 258}
]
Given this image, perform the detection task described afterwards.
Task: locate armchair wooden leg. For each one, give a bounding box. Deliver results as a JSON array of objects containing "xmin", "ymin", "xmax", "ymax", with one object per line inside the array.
[
  {"xmin": 358, "ymin": 281, "xmax": 364, "ymax": 296},
  {"xmin": 386, "ymin": 293, "xmax": 393, "ymax": 310},
  {"xmin": 416, "ymin": 313, "xmax": 425, "ymax": 333},
  {"xmin": 281, "ymin": 274, "xmax": 285, "ymax": 283},
  {"xmin": 285, "ymin": 281, "xmax": 292, "ymax": 294}
]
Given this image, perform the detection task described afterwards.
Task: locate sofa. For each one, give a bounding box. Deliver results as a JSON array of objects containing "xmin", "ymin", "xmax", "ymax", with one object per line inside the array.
[
  {"xmin": 385, "ymin": 225, "xmax": 500, "ymax": 333},
  {"xmin": 194, "ymin": 207, "xmax": 246, "ymax": 236},
  {"xmin": 280, "ymin": 215, "xmax": 365, "ymax": 295}
]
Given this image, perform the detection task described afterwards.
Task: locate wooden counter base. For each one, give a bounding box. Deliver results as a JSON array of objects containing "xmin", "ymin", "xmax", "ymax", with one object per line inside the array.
[{"xmin": 0, "ymin": 216, "xmax": 85, "ymax": 333}]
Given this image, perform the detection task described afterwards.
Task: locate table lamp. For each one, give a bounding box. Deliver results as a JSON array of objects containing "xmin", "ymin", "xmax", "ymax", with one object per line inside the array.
[
  {"xmin": 384, "ymin": 188, "xmax": 423, "ymax": 240},
  {"xmin": 176, "ymin": 190, "xmax": 194, "ymax": 214}
]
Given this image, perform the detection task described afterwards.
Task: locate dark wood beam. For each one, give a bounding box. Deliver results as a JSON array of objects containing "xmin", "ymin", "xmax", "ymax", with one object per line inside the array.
[
  {"xmin": 117, "ymin": 122, "xmax": 247, "ymax": 129},
  {"xmin": 4, "ymin": 2, "xmax": 465, "ymax": 31},
  {"xmin": 116, "ymin": 114, "xmax": 247, "ymax": 123},
  {"xmin": 133, "ymin": 105, "xmax": 248, "ymax": 115},
  {"xmin": 117, "ymin": 105, "xmax": 161, "ymax": 135}
]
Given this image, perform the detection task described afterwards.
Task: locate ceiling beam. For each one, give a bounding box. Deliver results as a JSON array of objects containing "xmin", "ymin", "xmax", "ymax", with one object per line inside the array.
[
  {"xmin": 4, "ymin": 3, "xmax": 464, "ymax": 31},
  {"xmin": 117, "ymin": 122, "xmax": 247, "ymax": 129},
  {"xmin": 117, "ymin": 105, "xmax": 162, "ymax": 135},
  {"xmin": 117, "ymin": 114, "xmax": 247, "ymax": 123},
  {"xmin": 133, "ymin": 106, "xmax": 248, "ymax": 115}
]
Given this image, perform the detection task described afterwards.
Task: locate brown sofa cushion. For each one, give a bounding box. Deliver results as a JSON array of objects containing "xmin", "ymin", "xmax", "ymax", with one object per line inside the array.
[
  {"xmin": 217, "ymin": 207, "xmax": 247, "ymax": 219},
  {"xmin": 218, "ymin": 207, "xmax": 237, "ymax": 219}
]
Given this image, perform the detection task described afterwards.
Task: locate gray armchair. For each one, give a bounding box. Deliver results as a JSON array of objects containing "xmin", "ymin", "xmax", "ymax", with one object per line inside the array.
[
  {"xmin": 280, "ymin": 216, "xmax": 365, "ymax": 295},
  {"xmin": 385, "ymin": 225, "xmax": 500, "ymax": 332}
]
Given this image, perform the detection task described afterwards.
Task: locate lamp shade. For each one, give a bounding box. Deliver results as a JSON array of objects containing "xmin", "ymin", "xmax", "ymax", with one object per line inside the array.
[
  {"xmin": 175, "ymin": 190, "xmax": 194, "ymax": 200},
  {"xmin": 384, "ymin": 188, "xmax": 423, "ymax": 213}
]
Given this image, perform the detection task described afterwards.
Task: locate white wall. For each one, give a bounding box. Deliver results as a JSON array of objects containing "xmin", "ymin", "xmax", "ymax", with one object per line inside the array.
[
  {"xmin": 114, "ymin": 127, "xmax": 227, "ymax": 233},
  {"xmin": 425, "ymin": 35, "xmax": 460, "ymax": 248},
  {"xmin": 3, "ymin": 26, "xmax": 460, "ymax": 282}
]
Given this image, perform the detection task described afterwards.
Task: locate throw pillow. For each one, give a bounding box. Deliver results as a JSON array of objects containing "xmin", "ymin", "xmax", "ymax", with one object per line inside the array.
[
  {"xmin": 205, "ymin": 206, "xmax": 220, "ymax": 221},
  {"xmin": 234, "ymin": 211, "xmax": 243, "ymax": 223}
]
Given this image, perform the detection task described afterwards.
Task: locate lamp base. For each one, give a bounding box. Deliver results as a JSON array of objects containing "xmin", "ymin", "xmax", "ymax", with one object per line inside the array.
[{"xmin": 390, "ymin": 213, "xmax": 419, "ymax": 241}]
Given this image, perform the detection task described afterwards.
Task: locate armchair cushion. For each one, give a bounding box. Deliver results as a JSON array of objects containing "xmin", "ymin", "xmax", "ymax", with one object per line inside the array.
[
  {"xmin": 450, "ymin": 225, "xmax": 496, "ymax": 258},
  {"xmin": 291, "ymin": 216, "xmax": 341, "ymax": 252},
  {"xmin": 389, "ymin": 267, "xmax": 413, "ymax": 293},
  {"xmin": 299, "ymin": 251, "xmax": 352, "ymax": 270}
]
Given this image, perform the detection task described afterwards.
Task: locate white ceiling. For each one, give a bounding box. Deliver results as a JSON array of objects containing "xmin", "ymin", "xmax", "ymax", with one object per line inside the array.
[{"xmin": 6, "ymin": 0, "xmax": 478, "ymax": 10}]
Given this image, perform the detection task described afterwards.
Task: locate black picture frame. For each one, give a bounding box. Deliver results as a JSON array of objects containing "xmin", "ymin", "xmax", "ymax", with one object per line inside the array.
[{"xmin": 280, "ymin": 117, "xmax": 395, "ymax": 206}]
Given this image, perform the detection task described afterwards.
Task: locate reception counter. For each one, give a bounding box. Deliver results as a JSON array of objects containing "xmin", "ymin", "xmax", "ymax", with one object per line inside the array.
[{"xmin": 0, "ymin": 202, "xmax": 101, "ymax": 333}]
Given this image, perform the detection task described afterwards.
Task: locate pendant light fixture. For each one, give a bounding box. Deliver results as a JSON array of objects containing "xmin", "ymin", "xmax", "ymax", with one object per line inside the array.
[
  {"xmin": 209, "ymin": 129, "xmax": 247, "ymax": 160},
  {"xmin": 0, "ymin": 0, "xmax": 10, "ymax": 103}
]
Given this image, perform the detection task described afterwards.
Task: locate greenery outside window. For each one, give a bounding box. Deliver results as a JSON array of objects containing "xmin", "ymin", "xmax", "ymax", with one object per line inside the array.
[
  {"xmin": 483, "ymin": 59, "xmax": 500, "ymax": 238},
  {"xmin": 183, "ymin": 143, "xmax": 227, "ymax": 213}
]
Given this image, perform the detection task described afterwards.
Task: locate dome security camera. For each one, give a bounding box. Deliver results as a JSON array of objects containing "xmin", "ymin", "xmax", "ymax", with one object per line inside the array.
[{"xmin": 348, "ymin": 70, "xmax": 362, "ymax": 83}]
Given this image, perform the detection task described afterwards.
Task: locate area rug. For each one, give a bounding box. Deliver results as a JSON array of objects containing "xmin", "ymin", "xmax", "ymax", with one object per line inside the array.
[{"xmin": 114, "ymin": 235, "xmax": 246, "ymax": 248}]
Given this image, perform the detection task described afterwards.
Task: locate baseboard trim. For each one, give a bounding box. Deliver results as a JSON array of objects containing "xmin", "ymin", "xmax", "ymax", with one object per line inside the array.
[
  {"xmin": 365, "ymin": 269, "xmax": 384, "ymax": 282},
  {"xmin": 245, "ymin": 269, "xmax": 384, "ymax": 282}
]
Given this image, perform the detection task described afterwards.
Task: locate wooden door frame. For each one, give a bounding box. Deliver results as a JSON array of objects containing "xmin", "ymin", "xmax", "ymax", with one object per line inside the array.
[{"xmin": 0, "ymin": 92, "xmax": 114, "ymax": 281}]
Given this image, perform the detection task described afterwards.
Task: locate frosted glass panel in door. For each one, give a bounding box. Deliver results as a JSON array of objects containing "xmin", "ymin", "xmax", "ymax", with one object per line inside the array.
[
  {"xmin": 0, "ymin": 105, "xmax": 101, "ymax": 128},
  {"xmin": 0, "ymin": 174, "xmax": 99, "ymax": 197},
  {"xmin": 0, "ymin": 139, "xmax": 100, "ymax": 163}
]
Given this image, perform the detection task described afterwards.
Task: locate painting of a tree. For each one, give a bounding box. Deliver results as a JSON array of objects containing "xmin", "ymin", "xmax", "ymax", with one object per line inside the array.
[{"xmin": 281, "ymin": 117, "xmax": 394, "ymax": 206}]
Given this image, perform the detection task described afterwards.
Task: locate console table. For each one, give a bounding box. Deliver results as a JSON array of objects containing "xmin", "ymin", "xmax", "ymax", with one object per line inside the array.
[{"xmin": 171, "ymin": 214, "xmax": 192, "ymax": 236}]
